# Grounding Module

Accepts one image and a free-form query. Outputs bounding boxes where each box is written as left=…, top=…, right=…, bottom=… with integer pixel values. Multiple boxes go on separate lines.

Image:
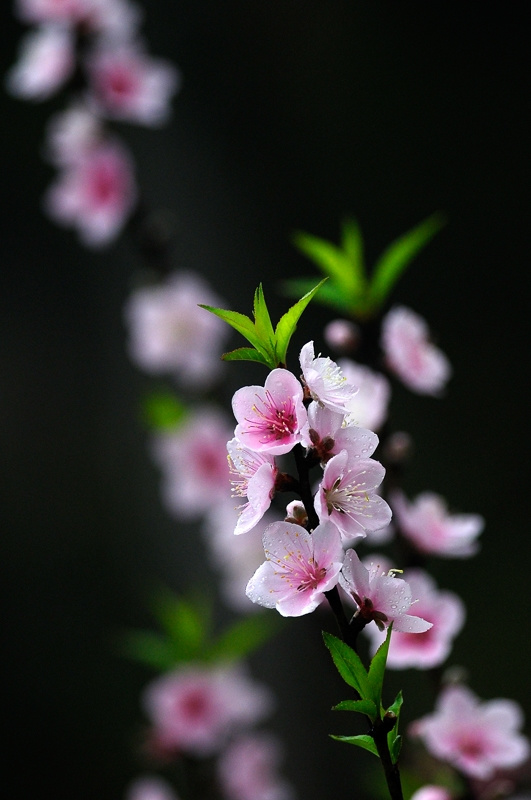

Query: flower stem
left=292, top=443, right=320, bottom=530
left=371, top=718, right=404, bottom=800
left=292, top=443, right=404, bottom=800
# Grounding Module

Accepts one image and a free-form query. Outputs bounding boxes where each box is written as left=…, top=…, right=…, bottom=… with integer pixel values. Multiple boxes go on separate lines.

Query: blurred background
left=1, top=3, right=530, bottom=799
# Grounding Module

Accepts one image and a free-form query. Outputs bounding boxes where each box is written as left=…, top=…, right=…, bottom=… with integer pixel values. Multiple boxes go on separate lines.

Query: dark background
left=1, top=3, right=530, bottom=799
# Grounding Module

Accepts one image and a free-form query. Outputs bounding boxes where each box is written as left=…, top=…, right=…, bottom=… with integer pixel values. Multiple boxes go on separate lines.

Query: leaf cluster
left=199, top=280, right=327, bottom=369
left=323, top=628, right=403, bottom=764
left=142, top=390, right=188, bottom=431
left=118, top=588, right=282, bottom=672
left=283, top=213, right=445, bottom=320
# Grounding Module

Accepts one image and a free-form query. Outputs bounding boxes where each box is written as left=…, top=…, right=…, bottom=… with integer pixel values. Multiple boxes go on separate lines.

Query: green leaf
left=322, top=631, right=370, bottom=699
left=367, top=624, right=393, bottom=707
left=274, top=278, right=327, bottom=366
left=330, top=733, right=379, bottom=757
left=386, top=689, right=403, bottom=718
left=280, top=278, right=353, bottom=313
left=292, top=231, right=358, bottom=294
left=389, top=733, right=402, bottom=764
left=143, top=391, right=188, bottom=430
left=198, top=304, right=271, bottom=359
left=386, top=690, right=404, bottom=765
left=341, top=217, right=367, bottom=290
left=206, top=614, right=282, bottom=663
left=367, top=212, right=446, bottom=308
left=332, top=699, right=378, bottom=719
left=221, top=347, right=272, bottom=367
left=151, top=593, right=208, bottom=661
left=117, top=630, right=182, bottom=671
left=253, top=284, right=275, bottom=349
left=201, top=281, right=325, bottom=369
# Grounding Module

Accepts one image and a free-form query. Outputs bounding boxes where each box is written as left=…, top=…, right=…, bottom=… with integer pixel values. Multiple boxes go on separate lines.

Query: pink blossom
left=85, top=41, right=180, bottom=126
left=246, top=520, right=344, bottom=616
left=390, top=489, right=484, bottom=558
left=125, top=776, right=181, bottom=800
left=232, top=369, right=309, bottom=456
left=307, top=402, right=379, bottom=464
left=299, top=340, right=358, bottom=412
left=381, top=306, right=451, bottom=395
left=15, top=0, right=84, bottom=23
left=142, top=664, right=273, bottom=757
left=337, top=358, right=391, bottom=431
left=150, top=407, right=232, bottom=520
left=323, top=318, right=360, bottom=353
left=339, top=550, right=432, bottom=633
left=43, top=137, right=137, bottom=246
left=44, top=103, right=102, bottom=166
left=314, top=449, right=392, bottom=541
left=5, top=24, right=75, bottom=101
left=365, top=568, right=465, bottom=668
left=81, top=0, right=142, bottom=37
left=410, top=684, right=530, bottom=780
left=217, top=732, right=295, bottom=800
left=15, top=0, right=141, bottom=34
left=410, top=787, right=453, bottom=800
left=227, top=437, right=278, bottom=535
left=124, top=271, right=229, bottom=388
left=202, top=500, right=276, bottom=612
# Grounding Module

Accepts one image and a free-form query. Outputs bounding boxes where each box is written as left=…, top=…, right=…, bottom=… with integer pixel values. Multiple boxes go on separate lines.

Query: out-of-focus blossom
left=15, top=0, right=84, bottom=24
left=232, top=370, right=309, bottom=456
left=82, top=0, right=142, bottom=38
left=339, top=550, right=432, bottom=633
left=361, top=520, right=395, bottom=547
left=44, top=102, right=102, bottom=165
left=410, top=684, right=530, bottom=780
left=217, top=732, right=295, bottom=800
left=307, top=402, right=379, bottom=465
left=410, top=787, right=453, bottom=800
left=85, top=41, right=180, bottom=126
left=5, top=24, right=75, bottom=101
left=365, top=568, right=465, bottom=668
left=123, top=271, right=229, bottom=388
left=314, top=449, right=391, bottom=541
left=150, top=407, right=232, bottom=520
left=381, top=306, right=451, bottom=395
left=202, top=500, right=275, bottom=613
left=125, top=776, right=181, bottom=800
left=15, top=0, right=141, bottom=33
left=142, top=664, right=273, bottom=757
left=338, top=358, right=391, bottom=431
left=246, top=520, right=344, bottom=617
left=382, top=430, right=413, bottom=466
left=43, top=136, right=137, bottom=246
left=299, top=341, right=357, bottom=413
left=227, top=437, right=278, bottom=535
left=390, top=490, right=484, bottom=558
left=323, top=318, right=360, bottom=353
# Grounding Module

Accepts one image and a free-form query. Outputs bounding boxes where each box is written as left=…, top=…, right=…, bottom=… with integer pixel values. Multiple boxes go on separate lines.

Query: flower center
left=297, top=564, right=327, bottom=592
left=178, top=689, right=210, bottom=720
left=249, top=391, right=297, bottom=443
left=325, top=475, right=368, bottom=514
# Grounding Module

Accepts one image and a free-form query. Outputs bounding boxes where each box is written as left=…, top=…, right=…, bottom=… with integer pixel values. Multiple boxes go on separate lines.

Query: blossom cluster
left=9, top=0, right=529, bottom=794
left=122, top=260, right=530, bottom=797
left=5, top=0, right=180, bottom=246
left=133, top=662, right=294, bottom=800
left=227, top=341, right=434, bottom=634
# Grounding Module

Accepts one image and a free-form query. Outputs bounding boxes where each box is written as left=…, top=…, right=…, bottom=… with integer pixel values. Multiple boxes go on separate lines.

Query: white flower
left=299, top=341, right=357, bottom=412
